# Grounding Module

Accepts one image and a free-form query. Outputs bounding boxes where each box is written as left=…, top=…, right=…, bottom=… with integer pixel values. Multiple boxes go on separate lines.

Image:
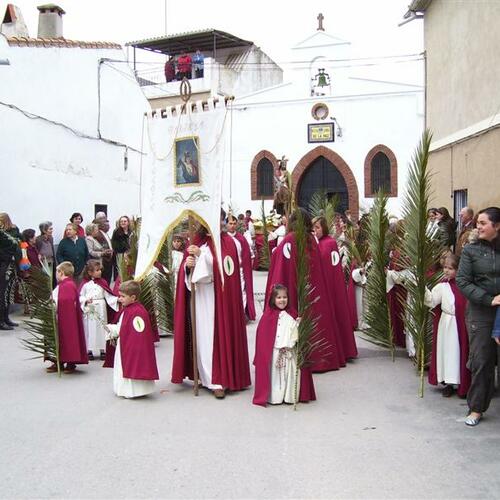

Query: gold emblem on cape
left=223, top=255, right=235, bottom=276
left=133, top=316, right=145, bottom=333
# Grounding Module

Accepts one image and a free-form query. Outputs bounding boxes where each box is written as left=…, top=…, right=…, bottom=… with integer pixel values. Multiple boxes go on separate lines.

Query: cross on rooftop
left=317, top=13, right=325, bottom=31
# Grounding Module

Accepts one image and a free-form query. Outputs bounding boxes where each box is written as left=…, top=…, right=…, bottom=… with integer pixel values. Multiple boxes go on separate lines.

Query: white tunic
left=269, top=311, right=300, bottom=404
left=228, top=232, right=247, bottom=310
left=185, top=243, right=222, bottom=390
left=424, top=283, right=461, bottom=385
left=79, top=280, right=119, bottom=353
left=352, top=268, right=368, bottom=330
left=269, top=225, right=286, bottom=250
left=107, top=316, right=156, bottom=398
left=171, top=250, right=184, bottom=295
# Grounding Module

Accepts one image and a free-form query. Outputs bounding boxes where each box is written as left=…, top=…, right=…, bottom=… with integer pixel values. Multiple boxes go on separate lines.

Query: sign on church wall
left=308, top=123, right=335, bottom=143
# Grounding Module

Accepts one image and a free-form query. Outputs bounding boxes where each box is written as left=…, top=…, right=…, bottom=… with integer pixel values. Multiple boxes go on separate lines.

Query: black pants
left=0, top=260, right=15, bottom=321
left=466, top=304, right=498, bottom=413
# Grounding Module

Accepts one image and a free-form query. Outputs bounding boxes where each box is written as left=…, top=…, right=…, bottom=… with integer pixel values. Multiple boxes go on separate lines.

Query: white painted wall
left=0, top=43, right=150, bottom=241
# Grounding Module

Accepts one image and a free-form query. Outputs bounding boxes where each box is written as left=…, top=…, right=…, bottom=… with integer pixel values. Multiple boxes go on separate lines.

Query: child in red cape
left=253, top=284, right=316, bottom=406
left=105, top=280, right=159, bottom=398
left=425, top=254, right=470, bottom=397
left=47, top=261, right=88, bottom=374
left=79, top=259, right=119, bottom=361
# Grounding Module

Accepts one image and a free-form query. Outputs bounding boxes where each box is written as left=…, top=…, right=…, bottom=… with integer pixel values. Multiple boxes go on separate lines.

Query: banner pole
left=188, top=215, right=200, bottom=396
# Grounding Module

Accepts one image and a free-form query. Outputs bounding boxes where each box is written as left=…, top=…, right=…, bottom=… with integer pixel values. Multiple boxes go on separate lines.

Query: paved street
left=1, top=271, right=499, bottom=499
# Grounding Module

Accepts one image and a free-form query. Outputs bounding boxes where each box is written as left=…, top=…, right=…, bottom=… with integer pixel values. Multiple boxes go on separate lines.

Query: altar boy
left=106, top=280, right=159, bottom=398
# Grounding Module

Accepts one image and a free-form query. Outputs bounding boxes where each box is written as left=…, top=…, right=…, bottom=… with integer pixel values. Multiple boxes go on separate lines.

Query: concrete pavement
left=1, top=270, right=499, bottom=499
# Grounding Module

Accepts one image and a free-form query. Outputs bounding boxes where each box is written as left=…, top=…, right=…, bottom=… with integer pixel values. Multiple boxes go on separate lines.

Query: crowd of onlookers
left=164, top=49, right=205, bottom=83
left=0, top=211, right=134, bottom=330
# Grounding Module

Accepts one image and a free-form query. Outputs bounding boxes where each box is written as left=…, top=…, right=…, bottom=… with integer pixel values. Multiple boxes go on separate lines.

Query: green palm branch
left=398, top=130, right=444, bottom=397
left=259, top=200, right=270, bottom=270
left=361, top=190, right=394, bottom=358
left=308, top=190, right=339, bottom=232
left=20, top=261, right=60, bottom=376
left=293, top=208, right=326, bottom=409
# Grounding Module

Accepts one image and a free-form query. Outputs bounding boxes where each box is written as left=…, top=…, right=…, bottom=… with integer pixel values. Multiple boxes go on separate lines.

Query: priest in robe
left=172, top=216, right=251, bottom=398
left=312, top=216, right=357, bottom=360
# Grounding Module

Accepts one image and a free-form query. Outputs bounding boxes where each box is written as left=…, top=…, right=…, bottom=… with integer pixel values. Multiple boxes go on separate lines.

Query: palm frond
left=398, top=129, right=444, bottom=396
left=361, top=190, right=394, bottom=357
left=20, top=263, right=60, bottom=375
left=259, top=200, right=270, bottom=270
left=139, top=267, right=174, bottom=334
left=308, top=190, right=339, bottom=232
left=293, top=209, right=324, bottom=408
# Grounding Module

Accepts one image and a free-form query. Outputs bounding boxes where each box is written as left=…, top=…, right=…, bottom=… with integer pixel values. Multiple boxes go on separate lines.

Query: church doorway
left=292, top=146, right=359, bottom=219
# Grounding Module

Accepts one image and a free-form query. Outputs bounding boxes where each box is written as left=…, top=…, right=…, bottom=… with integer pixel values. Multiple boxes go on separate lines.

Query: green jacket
left=457, top=237, right=500, bottom=307
left=56, top=237, right=89, bottom=275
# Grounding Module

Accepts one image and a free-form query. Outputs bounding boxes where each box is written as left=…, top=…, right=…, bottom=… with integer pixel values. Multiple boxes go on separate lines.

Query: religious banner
left=135, top=98, right=228, bottom=279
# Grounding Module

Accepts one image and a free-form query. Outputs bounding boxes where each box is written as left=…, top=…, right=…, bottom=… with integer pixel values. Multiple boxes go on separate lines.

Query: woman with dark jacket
left=436, top=206, right=457, bottom=248
left=456, top=206, right=500, bottom=426
left=111, top=216, right=132, bottom=255
left=0, top=213, right=21, bottom=330
left=35, top=221, right=56, bottom=287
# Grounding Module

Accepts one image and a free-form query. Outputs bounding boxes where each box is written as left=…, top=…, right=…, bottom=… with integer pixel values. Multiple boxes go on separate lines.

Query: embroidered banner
left=135, top=98, right=228, bottom=279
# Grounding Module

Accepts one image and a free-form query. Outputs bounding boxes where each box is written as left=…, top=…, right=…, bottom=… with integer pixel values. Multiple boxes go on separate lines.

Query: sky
left=1, top=0, right=424, bottom=83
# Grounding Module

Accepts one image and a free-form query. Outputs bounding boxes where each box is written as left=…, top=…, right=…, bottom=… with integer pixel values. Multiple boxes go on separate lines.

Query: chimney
left=1, top=4, right=30, bottom=37
left=37, top=3, right=65, bottom=39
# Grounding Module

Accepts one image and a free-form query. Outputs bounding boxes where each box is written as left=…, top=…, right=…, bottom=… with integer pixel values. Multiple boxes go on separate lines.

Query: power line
left=0, top=100, right=145, bottom=154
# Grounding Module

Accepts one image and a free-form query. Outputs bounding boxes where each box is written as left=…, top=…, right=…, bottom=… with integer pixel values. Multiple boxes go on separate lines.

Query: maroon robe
left=27, top=245, right=41, bottom=268
left=230, top=231, right=256, bottom=320
left=253, top=307, right=316, bottom=406
left=56, top=278, right=88, bottom=365
left=171, top=233, right=251, bottom=391
left=118, top=301, right=159, bottom=380
left=265, top=232, right=345, bottom=372
left=428, top=279, right=471, bottom=397
left=253, top=234, right=264, bottom=270
left=317, top=235, right=357, bottom=359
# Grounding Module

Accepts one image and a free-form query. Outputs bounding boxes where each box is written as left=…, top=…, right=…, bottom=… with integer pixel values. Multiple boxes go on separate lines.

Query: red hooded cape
left=265, top=233, right=345, bottom=372
left=387, top=250, right=407, bottom=348
left=428, top=279, right=471, bottom=397
left=118, top=301, right=159, bottom=380
left=56, top=278, right=88, bottom=365
left=171, top=233, right=251, bottom=391
left=317, top=235, right=357, bottom=359
left=230, top=231, right=256, bottom=320
left=253, top=307, right=316, bottom=406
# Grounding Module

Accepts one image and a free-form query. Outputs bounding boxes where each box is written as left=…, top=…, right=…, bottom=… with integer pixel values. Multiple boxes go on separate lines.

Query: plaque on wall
left=308, top=123, right=334, bottom=143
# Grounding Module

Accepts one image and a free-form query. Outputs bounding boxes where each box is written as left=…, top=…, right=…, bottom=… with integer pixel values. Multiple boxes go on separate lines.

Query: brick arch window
left=251, top=150, right=278, bottom=200
left=364, top=145, right=398, bottom=198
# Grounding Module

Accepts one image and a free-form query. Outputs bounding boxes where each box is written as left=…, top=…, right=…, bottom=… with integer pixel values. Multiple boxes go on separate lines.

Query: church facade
left=227, top=25, right=424, bottom=218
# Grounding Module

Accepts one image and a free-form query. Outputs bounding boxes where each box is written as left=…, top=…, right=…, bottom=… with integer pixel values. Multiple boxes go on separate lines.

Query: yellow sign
left=308, top=123, right=334, bottom=143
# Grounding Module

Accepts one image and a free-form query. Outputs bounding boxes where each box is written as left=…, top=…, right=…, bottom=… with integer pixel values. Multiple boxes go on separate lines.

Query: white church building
left=133, top=17, right=424, bottom=220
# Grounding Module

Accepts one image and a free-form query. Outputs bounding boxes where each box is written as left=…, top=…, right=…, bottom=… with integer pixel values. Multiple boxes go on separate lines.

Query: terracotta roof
left=7, top=36, right=121, bottom=49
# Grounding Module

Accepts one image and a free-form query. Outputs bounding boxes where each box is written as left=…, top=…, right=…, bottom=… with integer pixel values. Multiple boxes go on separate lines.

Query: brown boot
left=46, top=363, right=58, bottom=373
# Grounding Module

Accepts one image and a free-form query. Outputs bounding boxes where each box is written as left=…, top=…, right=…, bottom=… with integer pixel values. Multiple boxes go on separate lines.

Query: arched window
left=251, top=151, right=278, bottom=200
left=364, top=145, right=398, bottom=198
left=256, top=158, right=274, bottom=197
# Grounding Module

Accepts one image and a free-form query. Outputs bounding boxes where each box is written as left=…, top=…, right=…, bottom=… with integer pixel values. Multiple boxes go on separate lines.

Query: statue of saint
left=273, top=156, right=292, bottom=216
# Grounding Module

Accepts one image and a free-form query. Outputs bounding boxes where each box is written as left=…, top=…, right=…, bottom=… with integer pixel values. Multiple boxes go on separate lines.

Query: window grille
left=371, top=152, right=391, bottom=193
left=257, top=158, right=274, bottom=197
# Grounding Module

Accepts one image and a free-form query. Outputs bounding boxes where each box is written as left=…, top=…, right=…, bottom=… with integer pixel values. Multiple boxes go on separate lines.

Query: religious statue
left=273, top=156, right=293, bottom=216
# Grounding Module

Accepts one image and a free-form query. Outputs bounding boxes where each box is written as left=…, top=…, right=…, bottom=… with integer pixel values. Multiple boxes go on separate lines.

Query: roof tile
left=7, top=36, right=121, bottom=49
